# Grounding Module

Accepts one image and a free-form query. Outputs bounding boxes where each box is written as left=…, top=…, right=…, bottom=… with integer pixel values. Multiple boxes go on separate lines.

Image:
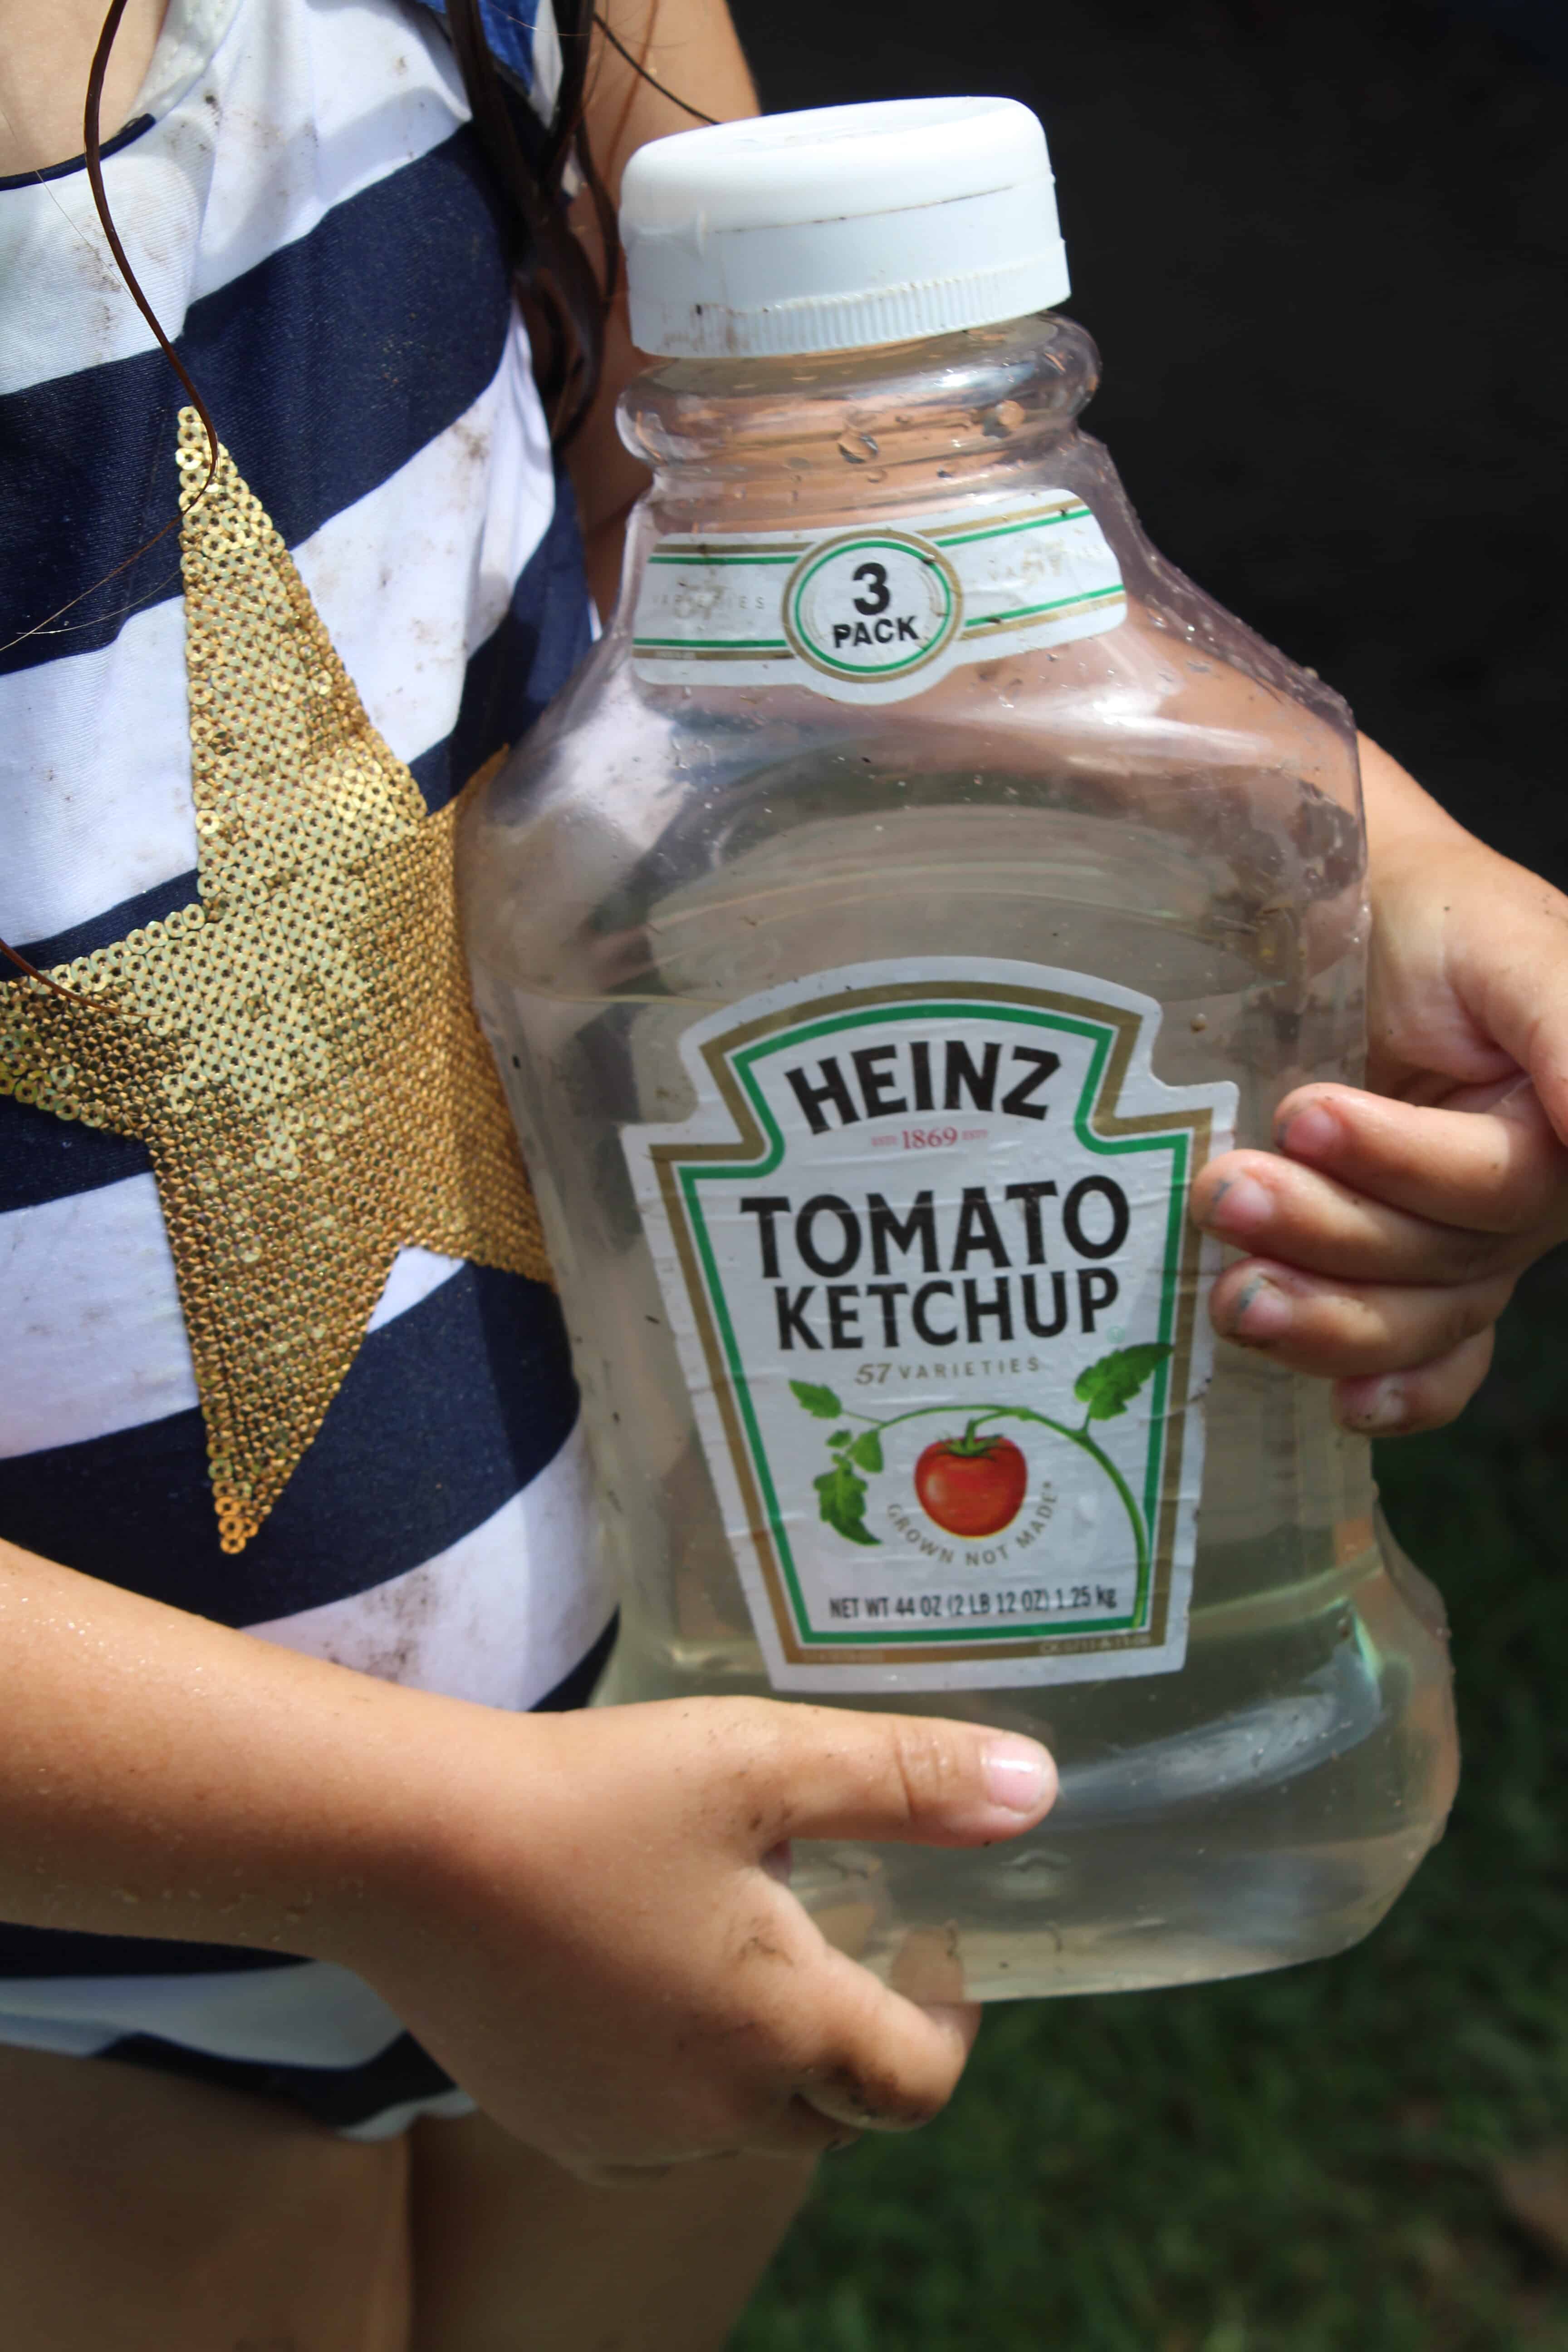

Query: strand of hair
left=85, top=0, right=219, bottom=488
left=0, top=936, right=86, bottom=1003
left=446, top=0, right=609, bottom=444
left=0, top=0, right=206, bottom=1002
left=0, top=0, right=219, bottom=661
left=591, top=11, right=718, bottom=122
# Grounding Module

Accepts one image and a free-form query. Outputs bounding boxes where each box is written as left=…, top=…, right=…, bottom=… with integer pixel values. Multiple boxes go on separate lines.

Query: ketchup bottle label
left=632, top=491, right=1125, bottom=707
left=623, top=956, right=1236, bottom=1692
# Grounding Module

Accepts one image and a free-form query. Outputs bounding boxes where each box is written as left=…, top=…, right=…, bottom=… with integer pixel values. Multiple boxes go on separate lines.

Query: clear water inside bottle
left=469, top=748, right=1459, bottom=1999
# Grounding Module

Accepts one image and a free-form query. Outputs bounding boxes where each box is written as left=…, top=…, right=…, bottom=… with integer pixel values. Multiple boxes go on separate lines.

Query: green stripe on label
left=932, top=505, right=1092, bottom=547
left=961, top=583, right=1126, bottom=633
left=633, top=637, right=793, bottom=652
left=647, top=551, right=804, bottom=566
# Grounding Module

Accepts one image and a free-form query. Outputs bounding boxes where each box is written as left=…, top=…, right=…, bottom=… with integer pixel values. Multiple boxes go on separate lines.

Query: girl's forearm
left=0, top=1534, right=472, bottom=1968
left=1359, top=731, right=1475, bottom=866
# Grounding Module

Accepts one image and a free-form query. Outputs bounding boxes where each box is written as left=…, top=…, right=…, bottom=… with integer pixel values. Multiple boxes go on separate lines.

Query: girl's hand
left=1192, top=737, right=1568, bottom=1434
left=335, top=1695, right=1055, bottom=2180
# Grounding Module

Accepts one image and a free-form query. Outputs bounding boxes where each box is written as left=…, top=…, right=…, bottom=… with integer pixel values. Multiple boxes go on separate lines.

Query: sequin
left=0, top=412, right=550, bottom=1551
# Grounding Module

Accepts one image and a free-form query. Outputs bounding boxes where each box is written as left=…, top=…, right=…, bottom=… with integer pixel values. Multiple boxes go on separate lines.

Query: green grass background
left=738, top=1251, right=1568, bottom=2351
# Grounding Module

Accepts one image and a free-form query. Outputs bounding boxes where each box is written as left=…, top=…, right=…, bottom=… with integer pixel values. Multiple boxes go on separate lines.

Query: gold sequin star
left=0, top=411, right=550, bottom=1551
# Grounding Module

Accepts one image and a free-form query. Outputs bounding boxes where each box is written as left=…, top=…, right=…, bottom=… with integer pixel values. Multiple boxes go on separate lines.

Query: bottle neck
left=616, top=312, right=1102, bottom=535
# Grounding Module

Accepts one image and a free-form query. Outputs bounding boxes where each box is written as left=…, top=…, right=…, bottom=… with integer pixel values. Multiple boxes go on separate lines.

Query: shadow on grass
left=738, top=1250, right=1568, bottom=2352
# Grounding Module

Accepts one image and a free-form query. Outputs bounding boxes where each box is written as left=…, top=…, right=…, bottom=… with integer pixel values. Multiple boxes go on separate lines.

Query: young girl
left=1, top=3, right=1565, bottom=2346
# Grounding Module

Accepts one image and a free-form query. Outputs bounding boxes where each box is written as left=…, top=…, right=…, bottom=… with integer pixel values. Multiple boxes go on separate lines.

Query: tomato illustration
left=914, top=1430, right=1029, bottom=1538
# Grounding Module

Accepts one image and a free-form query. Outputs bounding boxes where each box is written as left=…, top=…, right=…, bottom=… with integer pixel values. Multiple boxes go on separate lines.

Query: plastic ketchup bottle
left=460, top=97, right=1459, bottom=2000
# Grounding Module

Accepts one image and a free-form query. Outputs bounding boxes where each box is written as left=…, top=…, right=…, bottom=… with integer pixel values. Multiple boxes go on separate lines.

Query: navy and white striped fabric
left=0, top=0, right=612, bottom=2136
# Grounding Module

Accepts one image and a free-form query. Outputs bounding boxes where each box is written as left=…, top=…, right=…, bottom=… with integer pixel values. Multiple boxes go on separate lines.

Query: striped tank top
left=0, top=0, right=610, bottom=2136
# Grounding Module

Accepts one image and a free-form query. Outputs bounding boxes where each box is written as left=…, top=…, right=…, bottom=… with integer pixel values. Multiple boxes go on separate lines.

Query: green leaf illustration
left=814, top=1457, right=879, bottom=1546
left=849, top=1428, right=884, bottom=1473
left=791, top=1380, right=843, bottom=1420
left=1074, top=1343, right=1173, bottom=1423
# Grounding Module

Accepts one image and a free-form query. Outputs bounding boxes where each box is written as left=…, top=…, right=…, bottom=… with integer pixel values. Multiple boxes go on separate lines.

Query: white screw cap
left=622, top=96, right=1069, bottom=359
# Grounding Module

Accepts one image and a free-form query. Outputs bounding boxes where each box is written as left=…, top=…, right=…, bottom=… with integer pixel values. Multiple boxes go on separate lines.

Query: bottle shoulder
left=496, top=412, right=1355, bottom=815
left=473, top=577, right=1357, bottom=839
left=459, top=412, right=1364, bottom=991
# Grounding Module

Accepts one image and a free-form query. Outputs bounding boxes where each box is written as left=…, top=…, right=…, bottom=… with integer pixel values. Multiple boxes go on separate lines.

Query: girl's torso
left=0, top=0, right=609, bottom=2096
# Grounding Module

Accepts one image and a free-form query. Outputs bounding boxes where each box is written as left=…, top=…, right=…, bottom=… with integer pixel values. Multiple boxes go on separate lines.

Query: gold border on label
left=648, top=980, right=1213, bottom=1671
left=647, top=539, right=813, bottom=560
left=634, top=645, right=795, bottom=663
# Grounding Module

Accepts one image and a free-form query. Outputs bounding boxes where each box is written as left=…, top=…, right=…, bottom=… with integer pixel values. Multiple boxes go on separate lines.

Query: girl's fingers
left=1191, top=1148, right=1524, bottom=1285
left=747, top=1988, right=978, bottom=2157
left=1269, top=1081, right=1568, bottom=1237
left=741, top=1700, right=1055, bottom=1853
left=1193, top=1082, right=1565, bottom=1394
left=1333, top=1328, right=1496, bottom=1437
left=792, top=1964, right=980, bottom=2136
left=1208, top=1255, right=1516, bottom=1380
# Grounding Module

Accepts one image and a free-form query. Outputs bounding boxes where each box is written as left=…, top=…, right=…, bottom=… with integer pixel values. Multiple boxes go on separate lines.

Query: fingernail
left=1337, top=1377, right=1407, bottom=1432
left=1279, top=1104, right=1339, bottom=1160
left=1201, top=1173, right=1272, bottom=1235
left=981, top=1737, right=1053, bottom=1814
left=1224, top=1273, right=1292, bottom=1342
